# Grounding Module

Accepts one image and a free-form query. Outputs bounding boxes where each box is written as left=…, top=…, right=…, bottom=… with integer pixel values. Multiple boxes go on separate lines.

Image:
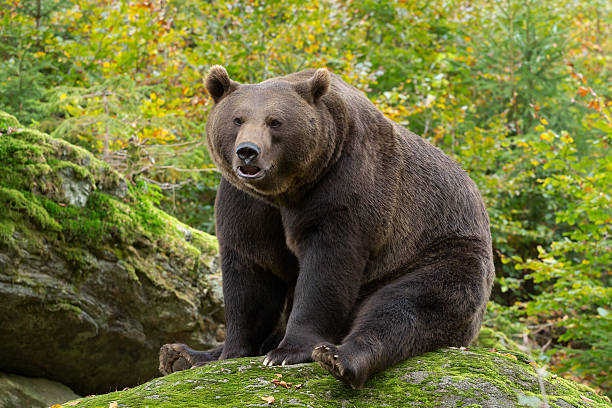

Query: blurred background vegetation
left=0, top=0, right=610, bottom=396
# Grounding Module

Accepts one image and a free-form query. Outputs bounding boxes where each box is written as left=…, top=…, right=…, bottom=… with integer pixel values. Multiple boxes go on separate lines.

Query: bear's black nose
left=235, top=142, right=260, bottom=164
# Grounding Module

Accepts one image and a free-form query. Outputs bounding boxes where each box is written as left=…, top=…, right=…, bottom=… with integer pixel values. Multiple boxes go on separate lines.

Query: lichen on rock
left=65, top=348, right=611, bottom=408
left=0, top=111, right=224, bottom=395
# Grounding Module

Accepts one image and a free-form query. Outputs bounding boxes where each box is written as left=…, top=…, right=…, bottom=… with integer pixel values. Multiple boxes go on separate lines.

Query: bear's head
left=204, top=66, right=342, bottom=198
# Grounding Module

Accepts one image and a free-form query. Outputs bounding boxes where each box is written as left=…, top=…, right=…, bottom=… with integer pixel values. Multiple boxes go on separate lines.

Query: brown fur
left=159, top=66, right=494, bottom=389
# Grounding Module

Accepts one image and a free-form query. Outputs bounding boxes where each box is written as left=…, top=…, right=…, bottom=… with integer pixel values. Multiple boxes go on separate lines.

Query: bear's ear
left=205, top=65, right=240, bottom=103
left=295, top=68, right=331, bottom=104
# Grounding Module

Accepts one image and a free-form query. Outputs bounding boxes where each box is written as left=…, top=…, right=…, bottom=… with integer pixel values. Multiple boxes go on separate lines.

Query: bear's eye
left=233, top=117, right=243, bottom=126
left=269, top=119, right=282, bottom=129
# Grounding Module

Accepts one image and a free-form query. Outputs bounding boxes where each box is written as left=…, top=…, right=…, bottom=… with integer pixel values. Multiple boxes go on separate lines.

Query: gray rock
left=0, top=372, right=80, bottom=408
left=58, top=166, right=92, bottom=207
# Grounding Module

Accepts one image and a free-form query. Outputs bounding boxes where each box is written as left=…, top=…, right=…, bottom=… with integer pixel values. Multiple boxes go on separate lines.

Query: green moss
left=0, top=219, right=16, bottom=247
left=0, top=111, right=21, bottom=129
left=64, top=348, right=611, bottom=408
left=191, top=227, right=220, bottom=255
left=474, top=327, right=522, bottom=352
left=0, top=187, right=61, bottom=231
left=46, top=301, right=84, bottom=319
left=50, top=159, right=95, bottom=184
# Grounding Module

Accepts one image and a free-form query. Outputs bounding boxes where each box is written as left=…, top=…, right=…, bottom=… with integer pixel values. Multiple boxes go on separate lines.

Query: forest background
left=0, top=0, right=610, bottom=397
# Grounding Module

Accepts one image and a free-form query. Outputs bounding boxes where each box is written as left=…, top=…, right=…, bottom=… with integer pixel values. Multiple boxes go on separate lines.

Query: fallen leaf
left=275, top=374, right=282, bottom=378
left=581, top=395, right=595, bottom=403
left=279, top=380, right=291, bottom=389
left=50, top=405, right=63, bottom=408
left=109, top=402, right=118, bottom=408
left=65, top=401, right=81, bottom=406
left=295, top=383, right=304, bottom=389
left=261, top=395, right=275, bottom=404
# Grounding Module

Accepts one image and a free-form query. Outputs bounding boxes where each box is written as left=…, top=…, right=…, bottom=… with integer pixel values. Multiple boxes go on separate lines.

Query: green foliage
left=513, top=126, right=611, bottom=391
left=1, top=0, right=610, bottom=396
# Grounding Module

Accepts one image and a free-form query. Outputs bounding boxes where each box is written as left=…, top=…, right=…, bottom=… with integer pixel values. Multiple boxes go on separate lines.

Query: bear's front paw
left=263, top=345, right=314, bottom=367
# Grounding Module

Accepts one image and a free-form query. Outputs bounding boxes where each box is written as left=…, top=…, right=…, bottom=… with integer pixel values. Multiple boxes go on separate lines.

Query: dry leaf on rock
left=581, top=395, right=595, bottom=403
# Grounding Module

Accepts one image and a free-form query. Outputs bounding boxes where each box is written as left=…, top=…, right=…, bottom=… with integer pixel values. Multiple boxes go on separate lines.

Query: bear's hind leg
left=159, top=344, right=223, bottom=375
left=313, top=254, right=491, bottom=389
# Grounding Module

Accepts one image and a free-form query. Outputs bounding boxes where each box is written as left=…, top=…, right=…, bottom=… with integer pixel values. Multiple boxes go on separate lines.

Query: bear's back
left=267, top=70, right=491, bottom=277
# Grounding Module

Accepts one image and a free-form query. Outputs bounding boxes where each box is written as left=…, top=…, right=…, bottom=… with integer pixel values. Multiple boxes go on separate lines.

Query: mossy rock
left=0, top=111, right=224, bottom=395
left=62, top=348, right=610, bottom=408
left=0, top=111, right=21, bottom=129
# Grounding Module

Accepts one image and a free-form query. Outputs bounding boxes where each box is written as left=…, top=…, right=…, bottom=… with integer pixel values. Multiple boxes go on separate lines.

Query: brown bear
left=159, top=66, right=494, bottom=389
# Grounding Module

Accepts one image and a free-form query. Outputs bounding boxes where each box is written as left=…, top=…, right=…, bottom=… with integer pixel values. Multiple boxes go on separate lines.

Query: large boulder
left=0, top=112, right=224, bottom=395
left=62, top=348, right=611, bottom=408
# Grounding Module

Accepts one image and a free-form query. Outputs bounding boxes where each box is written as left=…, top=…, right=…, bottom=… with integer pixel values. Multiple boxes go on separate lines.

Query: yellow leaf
left=531, top=160, right=539, bottom=166
left=150, top=92, right=157, bottom=100
left=109, top=402, right=118, bottom=408
left=59, top=93, right=67, bottom=100
left=539, top=132, right=553, bottom=142
left=540, top=118, right=548, bottom=125
left=261, top=395, right=275, bottom=404
left=102, top=61, right=110, bottom=68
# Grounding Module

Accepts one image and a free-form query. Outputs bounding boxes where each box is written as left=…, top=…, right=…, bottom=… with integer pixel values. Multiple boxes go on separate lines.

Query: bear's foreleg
left=264, top=225, right=367, bottom=366
left=219, top=246, right=289, bottom=360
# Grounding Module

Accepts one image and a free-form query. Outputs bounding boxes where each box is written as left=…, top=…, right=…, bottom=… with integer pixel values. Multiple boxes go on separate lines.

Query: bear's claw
left=263, top=345, right=313, bottom=367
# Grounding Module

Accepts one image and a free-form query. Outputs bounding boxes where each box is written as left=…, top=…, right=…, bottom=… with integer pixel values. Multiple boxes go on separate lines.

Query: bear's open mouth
left=237, top=165, right=263, bottom=179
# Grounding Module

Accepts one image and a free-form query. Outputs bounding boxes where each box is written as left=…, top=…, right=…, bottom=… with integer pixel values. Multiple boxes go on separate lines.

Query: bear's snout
left=235, top=142, right=265, bottom=179
left=235, top=142, right=260, bottom=164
